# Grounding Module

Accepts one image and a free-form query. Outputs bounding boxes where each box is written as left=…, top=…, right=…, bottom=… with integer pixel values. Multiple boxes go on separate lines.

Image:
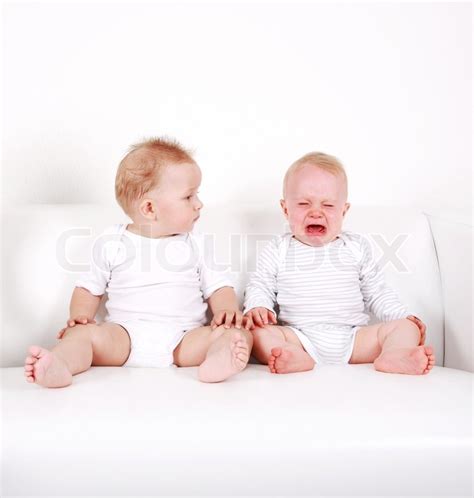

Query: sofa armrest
left=426, top=211, right=473, bottom=372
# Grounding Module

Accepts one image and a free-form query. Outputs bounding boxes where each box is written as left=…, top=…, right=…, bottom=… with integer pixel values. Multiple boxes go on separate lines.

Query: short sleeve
left=191, top=233, right=235, bottom=300
left=75, top=224, right=126, bottom=296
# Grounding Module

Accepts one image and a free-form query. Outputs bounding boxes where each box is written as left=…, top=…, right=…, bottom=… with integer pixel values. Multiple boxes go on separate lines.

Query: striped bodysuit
left=243, top=231, right=407, bottom=365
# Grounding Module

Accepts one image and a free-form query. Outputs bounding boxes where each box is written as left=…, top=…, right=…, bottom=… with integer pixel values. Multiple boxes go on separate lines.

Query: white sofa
left=1, top=203, right=472, bottom=497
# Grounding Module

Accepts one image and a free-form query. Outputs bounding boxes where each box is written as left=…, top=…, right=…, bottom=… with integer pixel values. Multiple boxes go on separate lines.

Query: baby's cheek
left=330, top=213, right=345, bottom=228
left=293, top=216, right=305, bottom=230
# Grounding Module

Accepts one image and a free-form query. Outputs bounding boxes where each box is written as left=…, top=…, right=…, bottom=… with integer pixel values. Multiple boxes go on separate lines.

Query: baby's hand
left=245, top=307, right=277, bottom=328
left=57, top=316, right=96, bottom=339
left=211, top=310, right=247, bottom=330
left=407, top=315, right=426, bottom=345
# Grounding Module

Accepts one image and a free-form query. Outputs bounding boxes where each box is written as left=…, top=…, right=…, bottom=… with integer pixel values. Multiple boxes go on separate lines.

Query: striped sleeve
left=358, top=236, right=408, bottom=322
left=243, top=237, right=280, bottom=315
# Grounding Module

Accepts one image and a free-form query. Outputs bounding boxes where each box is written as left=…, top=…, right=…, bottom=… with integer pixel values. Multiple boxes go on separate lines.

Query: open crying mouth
left=305, top=224, right=327, bottom=235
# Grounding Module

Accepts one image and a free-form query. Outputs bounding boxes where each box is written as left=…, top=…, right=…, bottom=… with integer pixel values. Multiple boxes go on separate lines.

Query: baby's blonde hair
left=283, top=152, right=348, bottom=198
left=115, top=137, right=195, bottom=215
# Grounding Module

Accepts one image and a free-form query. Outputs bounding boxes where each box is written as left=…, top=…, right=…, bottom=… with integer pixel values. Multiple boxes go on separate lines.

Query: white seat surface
left=2, top=364, right=472, bottom=496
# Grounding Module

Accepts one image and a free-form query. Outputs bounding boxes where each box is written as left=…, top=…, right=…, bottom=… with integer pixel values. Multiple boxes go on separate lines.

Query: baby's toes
left=268, top=356, right=276, bottom=373
left=426, top=355, right=436, bottom=368
left=24, top=355, right=37, bottom=365
left=28, top=345, right=42, bottom=358
left=235, top=341, right=248, bottom=353
left=235, top=346, right=249, bottom=365
left=424, top=345, right=434, bottom=356
left=24, top=368, right=35, bottom=382
left=423, top=358, right=435, bottom=374
left=234, top=338, right=247, bottom=349
left=236, top=350, right=247, bottom=360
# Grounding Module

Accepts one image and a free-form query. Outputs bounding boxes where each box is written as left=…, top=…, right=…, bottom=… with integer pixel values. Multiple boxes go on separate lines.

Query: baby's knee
left=379, top=318, right=420, bottom=342
left=249, top=325, right=266, bottom=340
left=249, top=325, right=279, bottom=347
left=238, top=327, right=253, bottom=347
left=251, top=324, right=279, bottom=338
left=62, top=323, right=97, bottom=341
left=211, top=324, right=253, bottom=346
left=402, top=318, right=421, bottom=339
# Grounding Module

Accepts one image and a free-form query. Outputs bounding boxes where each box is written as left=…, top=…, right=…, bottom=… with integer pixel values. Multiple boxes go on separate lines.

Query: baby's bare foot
left=24, top=346, right=73, bottom=388
left=198, top=331, right=250, bottom=383
left=268, top=345, right=315, bottom=374
left=374, top=345, right=436, bottom=375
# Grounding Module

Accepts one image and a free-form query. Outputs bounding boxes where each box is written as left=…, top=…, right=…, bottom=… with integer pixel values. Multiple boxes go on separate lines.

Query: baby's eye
left=298, top=202, right=309, bottom=206
left=185, top=190, right=200, bottom=201
left=323, top=204, right=334, bottom=208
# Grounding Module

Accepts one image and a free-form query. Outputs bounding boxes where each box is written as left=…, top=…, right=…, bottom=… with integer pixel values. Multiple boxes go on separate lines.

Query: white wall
left=3, top=1, right=472, bottom=214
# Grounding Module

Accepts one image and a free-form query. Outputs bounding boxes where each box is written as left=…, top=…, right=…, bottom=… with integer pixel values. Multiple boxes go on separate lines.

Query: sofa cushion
left=2, top=363, right=471, bottom=496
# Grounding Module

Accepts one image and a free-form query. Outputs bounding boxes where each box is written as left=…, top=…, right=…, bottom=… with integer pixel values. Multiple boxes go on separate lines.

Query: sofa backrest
left=426, top=213, right=473, bottom=372
left=1, top=203, right=444, bottom=367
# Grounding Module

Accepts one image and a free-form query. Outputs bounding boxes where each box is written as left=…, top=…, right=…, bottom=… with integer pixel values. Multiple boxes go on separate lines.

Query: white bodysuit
left=243, top=231, right=408, bottom=365
left=76, top=224, right=234, bottom=367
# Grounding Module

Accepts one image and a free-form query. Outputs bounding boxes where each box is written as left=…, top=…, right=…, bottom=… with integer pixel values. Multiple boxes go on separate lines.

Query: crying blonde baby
left=244, top=152, right=435, bottom=375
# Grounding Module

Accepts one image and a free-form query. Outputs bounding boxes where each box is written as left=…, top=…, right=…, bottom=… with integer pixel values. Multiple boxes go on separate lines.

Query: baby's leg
left=24, top=323, right=131, bottom=388
left=251, top=325, right=315, bottom=374
left=173, top=325, right=252, bottom=383
left=349, top=319, right=435, bottom=375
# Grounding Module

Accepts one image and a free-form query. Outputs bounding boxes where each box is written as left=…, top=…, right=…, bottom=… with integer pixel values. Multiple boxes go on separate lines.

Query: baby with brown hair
left=24, top=137, right=253, bottom=387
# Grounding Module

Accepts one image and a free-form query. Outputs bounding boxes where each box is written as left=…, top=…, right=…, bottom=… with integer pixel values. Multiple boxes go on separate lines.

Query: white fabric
left=117, top=320, right=191, bottom=368
left=2, top=364, right=472, bottom=496
left=244, top=231, right=408, bottom=326
left=426, top=213, right=473, bottom=372
left=76, top=224, right=234, bottom=330
left=288, top=324, right=361, bottom=365
left=244, top=231, right=408, bottom=363
left=73, top=224, right=234, bottom=367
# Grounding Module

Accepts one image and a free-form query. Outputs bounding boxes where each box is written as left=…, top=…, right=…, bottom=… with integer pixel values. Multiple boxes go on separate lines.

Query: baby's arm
left=359, top=237, right=426, bottom=343
left=208, top=286, right=252, bottom=330
left=195, top=232, right=251, bottom=330
left=58, top=225, right=116, bottom=338
left=243, top=238, right=279, bottom=327
left=57, top=288, right=103, bottom=338
left=69, top=287, right=102, bottom=324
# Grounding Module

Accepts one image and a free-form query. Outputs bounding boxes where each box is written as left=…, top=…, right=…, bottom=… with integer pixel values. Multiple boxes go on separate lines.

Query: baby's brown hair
left=115, top=137, right=194, bottom=215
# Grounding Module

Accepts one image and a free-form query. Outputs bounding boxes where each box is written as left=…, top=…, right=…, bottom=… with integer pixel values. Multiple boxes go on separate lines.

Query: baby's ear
left=140, top=198, right=157, bottom=220
left=342, top=202, right=351, bottom=216
left=280, top=199, right=288, bottom=218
